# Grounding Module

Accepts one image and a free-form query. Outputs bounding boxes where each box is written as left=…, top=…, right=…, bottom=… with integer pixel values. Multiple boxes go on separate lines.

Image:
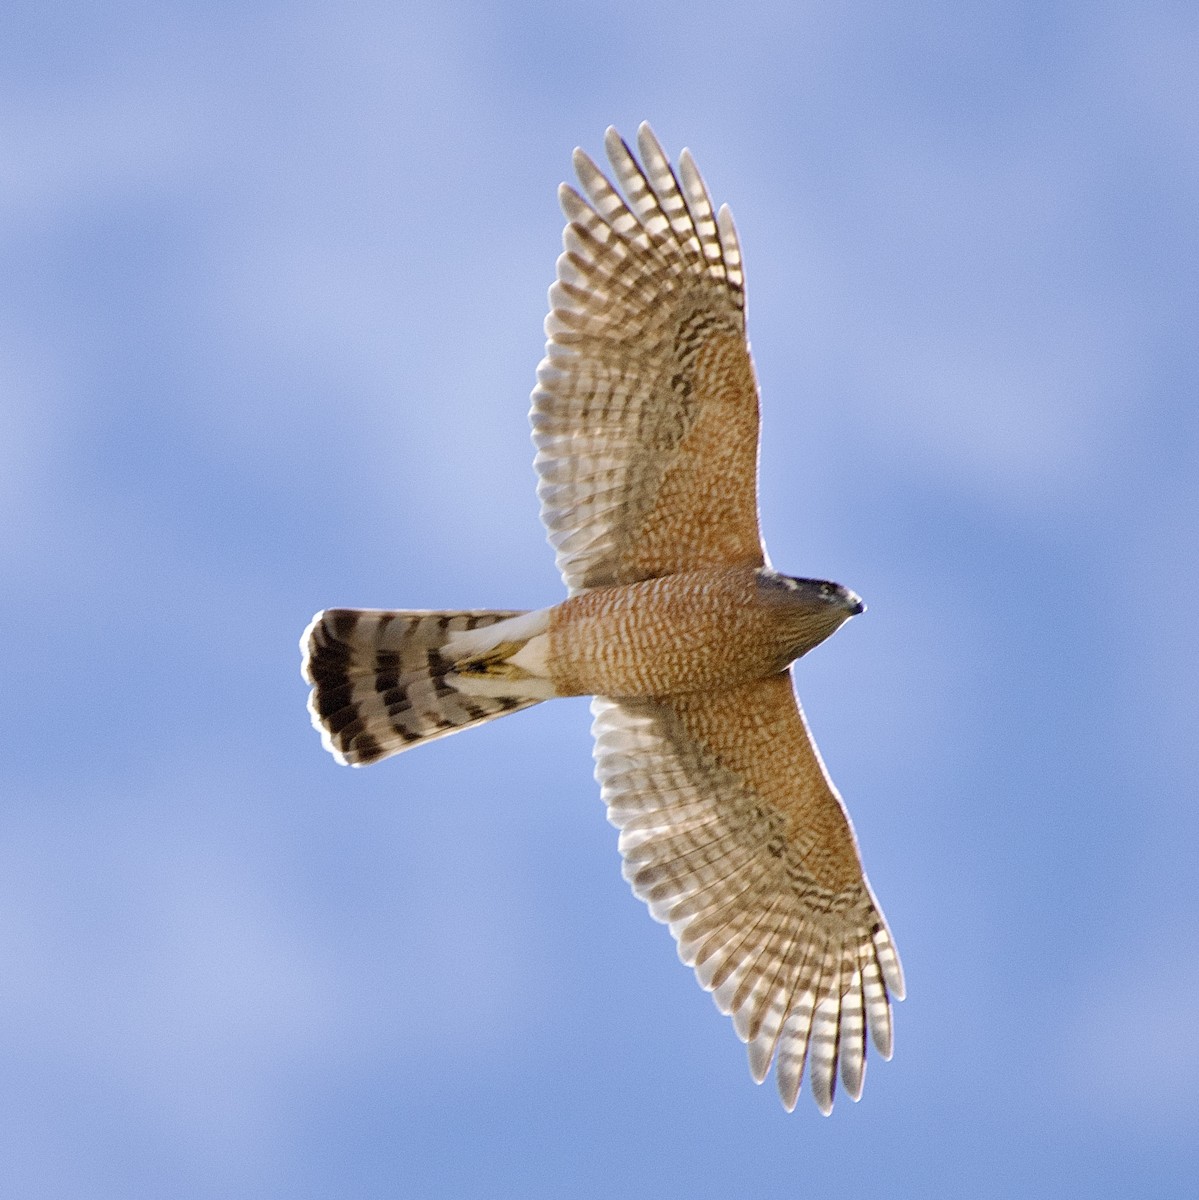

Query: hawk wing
left=531, top=123, right=765, bottom=594
left=591, top=674, right=904, bottom=1114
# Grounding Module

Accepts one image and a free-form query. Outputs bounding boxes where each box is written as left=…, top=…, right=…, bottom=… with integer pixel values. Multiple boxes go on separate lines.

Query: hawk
left=301, top=124, right=904, bottom=1114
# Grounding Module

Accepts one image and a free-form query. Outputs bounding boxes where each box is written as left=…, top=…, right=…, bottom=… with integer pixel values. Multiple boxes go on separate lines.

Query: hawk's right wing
left=531, top=124, right=765, bottom=594
left=591, top=674, right=904, bottom=1114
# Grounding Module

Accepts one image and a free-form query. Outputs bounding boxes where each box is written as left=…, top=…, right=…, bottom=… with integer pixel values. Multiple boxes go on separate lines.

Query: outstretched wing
left=531, top=123, right=765, bottom=594
left=591, top=674, right=904, bottom=1114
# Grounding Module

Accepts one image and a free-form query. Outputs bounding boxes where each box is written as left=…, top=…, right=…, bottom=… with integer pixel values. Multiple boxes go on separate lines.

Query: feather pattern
left=302, top=608, right=546, bottom=765
left=591, top=675, right=904, bottom=1114
left=532, top=122, right=762, bottom=594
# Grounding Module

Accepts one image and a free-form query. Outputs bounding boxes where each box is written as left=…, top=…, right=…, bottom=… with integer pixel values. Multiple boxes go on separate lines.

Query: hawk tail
left=301, top=607, right=554, bottom=766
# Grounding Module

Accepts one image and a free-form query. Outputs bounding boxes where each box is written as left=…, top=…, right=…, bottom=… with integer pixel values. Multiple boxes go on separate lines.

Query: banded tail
left=301, top=607, right=555, bottom=766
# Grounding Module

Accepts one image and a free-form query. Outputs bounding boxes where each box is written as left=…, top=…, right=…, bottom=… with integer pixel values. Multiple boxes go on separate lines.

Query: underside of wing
left=590, top=675, right=904, bottom=1114
left=531, top=123, right=765, bottom=594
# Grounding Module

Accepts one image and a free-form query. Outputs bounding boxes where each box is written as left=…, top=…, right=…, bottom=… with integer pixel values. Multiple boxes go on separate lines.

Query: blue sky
left=3, top=2, right=1197, bottom=1196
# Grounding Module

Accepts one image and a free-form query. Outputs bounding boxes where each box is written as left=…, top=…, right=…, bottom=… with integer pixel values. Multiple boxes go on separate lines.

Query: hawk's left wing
left=591, top=674, right=904, bottom=1114
left=531, top=124, right=765, bottom=594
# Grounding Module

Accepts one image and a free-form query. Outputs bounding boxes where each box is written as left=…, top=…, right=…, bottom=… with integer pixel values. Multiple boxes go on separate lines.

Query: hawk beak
left=845, top=592, right=866, bottom=616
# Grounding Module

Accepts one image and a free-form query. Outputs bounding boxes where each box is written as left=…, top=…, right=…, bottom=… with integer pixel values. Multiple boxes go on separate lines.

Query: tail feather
left=301, top=607, right=550, bottom=766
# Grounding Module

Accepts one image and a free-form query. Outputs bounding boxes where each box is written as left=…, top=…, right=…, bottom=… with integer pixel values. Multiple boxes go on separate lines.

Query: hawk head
left=754, top=568, right=865, bottom=665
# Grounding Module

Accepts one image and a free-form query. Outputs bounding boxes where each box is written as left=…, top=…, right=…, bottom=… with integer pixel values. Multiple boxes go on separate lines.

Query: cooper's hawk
left=302, top=124, right=904, bottom=1114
